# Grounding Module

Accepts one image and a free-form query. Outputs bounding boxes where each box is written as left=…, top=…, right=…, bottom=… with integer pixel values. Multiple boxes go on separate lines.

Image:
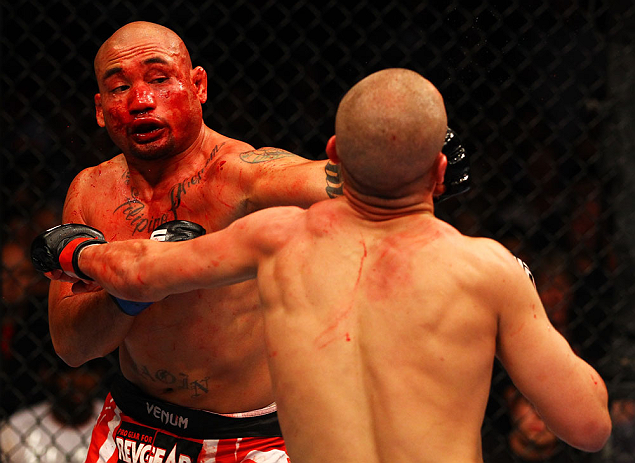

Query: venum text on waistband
left=146, top=402, right=189, bottom=429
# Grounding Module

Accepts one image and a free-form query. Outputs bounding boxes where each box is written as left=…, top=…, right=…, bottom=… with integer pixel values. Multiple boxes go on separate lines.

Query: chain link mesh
left=2, top=1, right=634, bottom=461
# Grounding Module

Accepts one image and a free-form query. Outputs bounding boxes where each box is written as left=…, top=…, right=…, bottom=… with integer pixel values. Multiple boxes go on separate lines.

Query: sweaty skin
left=48, top=21, right=340, bottom=413
left=75, top=69, right=611, bottom=462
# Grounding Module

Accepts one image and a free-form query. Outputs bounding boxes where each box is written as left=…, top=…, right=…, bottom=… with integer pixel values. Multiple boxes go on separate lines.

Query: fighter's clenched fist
left=31, top=223, right=106, bottom=280
left=436, top=127, right=470, bottom=202
left=31, top=220, right=206, bottom=315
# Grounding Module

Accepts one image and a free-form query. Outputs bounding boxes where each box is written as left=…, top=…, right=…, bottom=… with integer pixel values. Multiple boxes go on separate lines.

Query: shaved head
left=335, top=68, right=447, bottom=197
left=94, top=21, right=192, bottom=79
left=92, top=21, right=207, bottom=160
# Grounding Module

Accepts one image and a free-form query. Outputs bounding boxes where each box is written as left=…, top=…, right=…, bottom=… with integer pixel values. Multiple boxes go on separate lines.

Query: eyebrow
left=144, top=57, right=169, bottom=66
left=102, top=66, right=123, bottom=81
left=101, top=57, right=171, bottom=81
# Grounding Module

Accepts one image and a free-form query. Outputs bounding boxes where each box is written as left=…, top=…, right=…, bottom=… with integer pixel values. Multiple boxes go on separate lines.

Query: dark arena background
left=1, top=1, right=634, bottom=461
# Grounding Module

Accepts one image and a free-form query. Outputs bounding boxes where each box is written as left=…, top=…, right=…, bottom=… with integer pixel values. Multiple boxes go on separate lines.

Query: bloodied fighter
left=34, top=68, right=610, bottom=463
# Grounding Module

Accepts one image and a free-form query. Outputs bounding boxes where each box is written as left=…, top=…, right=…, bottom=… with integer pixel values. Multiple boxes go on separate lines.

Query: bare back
left=78, top=192, right=610, bottom=462
left=256, top=199, right=502, bottom=462
left=74, top=65, right=609, bottom=461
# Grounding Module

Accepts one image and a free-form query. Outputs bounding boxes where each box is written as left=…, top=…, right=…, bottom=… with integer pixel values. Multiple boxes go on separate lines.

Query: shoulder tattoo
left=240, top=148, right=294, bottom=163
left=325, top=161, right=343, bottom=198
left=515, top=256, right=536, bottom=288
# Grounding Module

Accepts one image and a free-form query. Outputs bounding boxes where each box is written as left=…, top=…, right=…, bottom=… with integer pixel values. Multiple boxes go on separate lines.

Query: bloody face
left=94, top=29, right=204, bottom=161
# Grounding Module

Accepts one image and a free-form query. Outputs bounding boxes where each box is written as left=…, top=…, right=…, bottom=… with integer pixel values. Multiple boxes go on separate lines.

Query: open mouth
left=129, top=119, right=166, bottom=143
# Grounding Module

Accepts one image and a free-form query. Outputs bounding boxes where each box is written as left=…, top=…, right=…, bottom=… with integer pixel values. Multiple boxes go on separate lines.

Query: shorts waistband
left=110, top=375, right=283, bottom=439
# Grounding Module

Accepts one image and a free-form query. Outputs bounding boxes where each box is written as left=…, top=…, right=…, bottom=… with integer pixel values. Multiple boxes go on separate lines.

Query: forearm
left=301, top=159, right=343, bottom=202
left=79, top=230, right=258, bottom=301
left=559, top=362, right=610, bottom=451
left=248, top=158, right=343, bottom=211
left=535, top=355, right=611, bottom=452
left=77, top=239, right=177, bottom=302
left=48, top=281, right=134, bottom=366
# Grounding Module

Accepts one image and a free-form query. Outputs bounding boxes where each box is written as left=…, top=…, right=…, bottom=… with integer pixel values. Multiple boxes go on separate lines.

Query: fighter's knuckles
left=30, top=223, right=107, bottom=280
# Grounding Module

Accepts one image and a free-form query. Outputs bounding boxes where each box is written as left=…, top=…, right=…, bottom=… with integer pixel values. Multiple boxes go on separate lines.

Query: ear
left=94, top=93, right=105, bottom=128
left=325, top=135, right=340, bottom=164
left=432, top=152, right=448, bottom=198
left=191, top=66, right=208, bottom=104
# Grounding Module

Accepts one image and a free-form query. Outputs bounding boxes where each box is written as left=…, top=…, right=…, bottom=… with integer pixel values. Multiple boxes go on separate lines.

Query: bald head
left=335, top=68, right=447, bottom=197
left=94, top=21, right=192, bottom=79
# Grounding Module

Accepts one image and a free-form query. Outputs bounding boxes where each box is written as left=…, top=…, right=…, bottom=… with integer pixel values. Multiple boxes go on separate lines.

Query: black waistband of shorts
left=110, top=375, right=282, bottom=439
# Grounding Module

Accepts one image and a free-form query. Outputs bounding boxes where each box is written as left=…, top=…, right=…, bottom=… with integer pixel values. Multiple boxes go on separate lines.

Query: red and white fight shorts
left=85, top=376, right=289, bottom=463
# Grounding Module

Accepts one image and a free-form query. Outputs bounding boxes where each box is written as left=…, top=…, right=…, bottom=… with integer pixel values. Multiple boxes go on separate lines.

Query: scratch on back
left=315, top=240, right=367, bottom=349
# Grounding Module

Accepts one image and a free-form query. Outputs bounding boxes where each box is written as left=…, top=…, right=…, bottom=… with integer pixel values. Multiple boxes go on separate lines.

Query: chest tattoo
left=113, top=198, right=170, bottom=235
left=114, top=144, right=224, bottom=235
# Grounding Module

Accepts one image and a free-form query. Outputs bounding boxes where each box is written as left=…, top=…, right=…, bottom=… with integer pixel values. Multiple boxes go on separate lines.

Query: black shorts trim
left=110, top=375, right=282, bottom=439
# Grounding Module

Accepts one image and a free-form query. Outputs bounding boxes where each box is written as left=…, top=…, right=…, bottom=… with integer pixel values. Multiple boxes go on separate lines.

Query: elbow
left=586, top=415, right=612, bottom=452
left=580, top=383, right=612, bottom=452
left=564, top=374, right=612, bottom=452
left=566, top=414, right=612, bottom=453
left=52, top=343, right=89, bottom=368
left=50, top=333, right=98, bottom=367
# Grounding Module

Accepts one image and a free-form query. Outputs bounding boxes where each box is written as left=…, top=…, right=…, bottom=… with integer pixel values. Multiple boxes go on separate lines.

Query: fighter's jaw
left=108, top=126, right=177, bottom=160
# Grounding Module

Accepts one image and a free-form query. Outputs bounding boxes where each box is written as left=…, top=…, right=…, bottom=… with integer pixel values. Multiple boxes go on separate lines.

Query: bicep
left=167, top=216, right=271, bottom=291
left=48, top=177, right=88, bottom=307
left=188, top=229, right=259, bottom=287
left=178, top=207, right=301, bottom=291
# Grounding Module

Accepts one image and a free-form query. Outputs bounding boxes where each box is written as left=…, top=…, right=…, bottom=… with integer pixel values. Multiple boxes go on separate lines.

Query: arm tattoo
left=240, top=148, right=294, bottom=163
left=515, top=256, right=536, bottom=289
left=325, top=161, right=343, bottom=198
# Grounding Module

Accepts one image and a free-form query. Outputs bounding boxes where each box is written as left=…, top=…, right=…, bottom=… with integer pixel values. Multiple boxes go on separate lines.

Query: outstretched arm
left=238, top=126, right=468, bottom=210
left=77, top=233, right=254, bottom=302
left=77, top=207, right=303, bottom=302
left=238, top=148, right=342, bottom=211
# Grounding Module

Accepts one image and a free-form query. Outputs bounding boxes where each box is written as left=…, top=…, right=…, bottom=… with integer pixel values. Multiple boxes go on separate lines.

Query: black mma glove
left=109, top=220, right=207, bottom=316
left=29, top=223, right=143, bottom=314
left=149, top=219, right=206, bottom=242
left=435, top=127, right=470, bottom=203
left=31, top=220, right=206, bottom=316
left=31, top=224, right=107, bottom=280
